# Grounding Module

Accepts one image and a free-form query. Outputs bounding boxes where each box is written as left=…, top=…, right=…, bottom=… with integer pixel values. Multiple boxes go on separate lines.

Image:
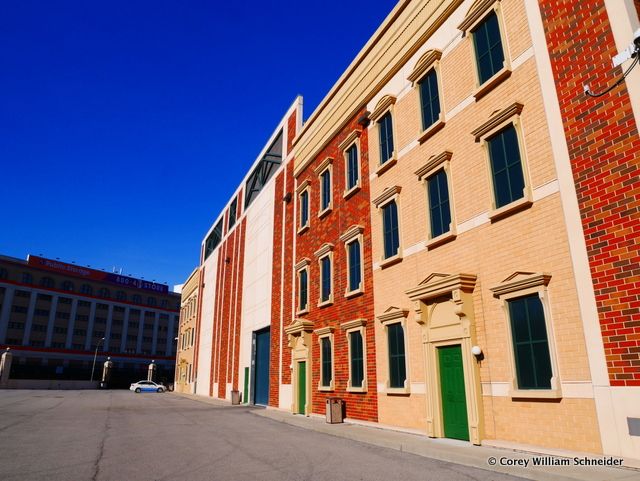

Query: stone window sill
left=418, top=119, right=445, bottom=144
left=473, top=67, right=512, bottom=101
left=375, top=156, right=397, bottom=177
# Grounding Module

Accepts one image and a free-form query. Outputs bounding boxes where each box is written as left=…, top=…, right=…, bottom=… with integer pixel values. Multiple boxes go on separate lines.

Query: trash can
left=326, top=398, right=344, bottom=423
left=231, top=390, right=240, bottom=405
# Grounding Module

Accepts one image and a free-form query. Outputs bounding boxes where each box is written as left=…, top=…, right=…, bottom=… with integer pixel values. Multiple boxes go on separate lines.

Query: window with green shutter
left=378, top=112, right=394, bottom=165
left=508, top=294, right=552, bottom=389
left=321, top=337, right=332, bottom=387
left=387, top=323, right=406, bottom=388
left=350, top=331, right=364, bottom=388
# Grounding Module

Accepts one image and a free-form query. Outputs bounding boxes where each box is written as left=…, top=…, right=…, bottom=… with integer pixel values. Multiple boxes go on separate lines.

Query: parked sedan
left=130, top=381, right=166, bottom=393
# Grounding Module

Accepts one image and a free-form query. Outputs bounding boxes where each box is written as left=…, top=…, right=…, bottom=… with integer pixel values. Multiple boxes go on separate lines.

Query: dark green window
left=321, top=169, right=331, bottom=211
left=387, top=323, right=406, bottom=389
left=300, top=190, right=309, bottom=227
left=508, top=294, right=552, bottom=389
left=488, top=125, right=525, bottom=209
left=298, top=269, right=308, bottom=311
left=348, top=240, right=361, bottom=292
left=419, top=69, right=441, bottom=130
left=382, top=200, right=400, bottom=259
left=321, top=256, right=331, bottom=302
left=204, top=219, right=223, bottom=260
left=349, top=331, right=364, bottom=388
left=228, top=197, right=238, bottom=230
left=427, top=169, right=451, bottom=238
left=378, top=112, right=394, bottom=164
left=321, top=337, right=332, bottom=387
left=472, top=11, right=505, bottom=85
left=346, top=144, right=359, bottom=190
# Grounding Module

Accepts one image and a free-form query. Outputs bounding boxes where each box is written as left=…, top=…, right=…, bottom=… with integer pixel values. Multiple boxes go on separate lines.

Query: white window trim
left=471, top=102, right=532, bottom=221
left=490, top=272, right=562, bottom=399
left=314, top=243, right=334, bottom=307
left=377, top=308, right=410, bottom=394
left=341, top=319, right=368, bottom=393
left=369, top=95, right=398, bottom=176
left=408, top=49, right=446, bottom=143
left=296, top=180, right=311, bottom=234
left=295, top=258, right=311, bottom=315
left=415, top=151, right=457, bottom=248
left=459, top=0, right=512, bottom=100
left=340, top=225, right=365, bottom=297
left=339, top=130, right=362, bottom=198
left=314, top=157, right=333, bottom=218
left=372, top=186, right=403, bottom=268
left=315, top=327, right=335, bottom=391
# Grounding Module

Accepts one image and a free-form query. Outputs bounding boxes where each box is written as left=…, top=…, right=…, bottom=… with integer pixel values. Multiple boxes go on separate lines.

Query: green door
left=297, top=361, right=306, bottom=415
left=438, top=345, right=469, bottom=441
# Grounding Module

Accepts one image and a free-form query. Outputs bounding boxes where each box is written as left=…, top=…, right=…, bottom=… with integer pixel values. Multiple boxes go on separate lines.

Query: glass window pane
left=350, top=331, right=364, bottom=388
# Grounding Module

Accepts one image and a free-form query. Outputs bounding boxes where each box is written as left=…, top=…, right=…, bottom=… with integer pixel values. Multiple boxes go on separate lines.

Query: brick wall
left=293, top=109, right=378, bottom=421
left=207, top=215, right=247, bottom=398
left=539, top=0, right=640, bottom=386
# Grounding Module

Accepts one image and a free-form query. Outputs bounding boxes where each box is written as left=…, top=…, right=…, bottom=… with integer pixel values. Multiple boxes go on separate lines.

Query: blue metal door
left=253, top=328, right=270, bottom=406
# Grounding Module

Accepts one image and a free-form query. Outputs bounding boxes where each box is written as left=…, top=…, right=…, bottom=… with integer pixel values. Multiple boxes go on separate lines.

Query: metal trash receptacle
left=231, top=390, right=240, bottom=405
left=326, top=398, right=344, bottom=423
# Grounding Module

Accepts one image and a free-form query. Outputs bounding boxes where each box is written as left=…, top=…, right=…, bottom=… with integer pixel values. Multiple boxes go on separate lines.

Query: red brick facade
left=539, top=1, right=640, bottom=385
left=269, top=160, right=296, bottom=407
left=293, top=109, right=378, bottom=421
left=209, top=218, right=247, bottom=396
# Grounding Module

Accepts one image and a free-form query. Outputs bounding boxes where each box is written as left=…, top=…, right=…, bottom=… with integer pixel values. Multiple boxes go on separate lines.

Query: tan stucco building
left=361, top=0, right=603, bottom=453
left=175, top=268, right=199, bottom=394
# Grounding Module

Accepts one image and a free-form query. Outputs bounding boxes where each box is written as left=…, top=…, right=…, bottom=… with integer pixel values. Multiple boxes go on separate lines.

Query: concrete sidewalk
left=172, top=393, right=640, bottom=481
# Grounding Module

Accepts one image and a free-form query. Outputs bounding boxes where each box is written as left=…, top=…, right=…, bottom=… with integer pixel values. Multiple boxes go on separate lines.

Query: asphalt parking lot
left=0, top=389, right=529, bottom=481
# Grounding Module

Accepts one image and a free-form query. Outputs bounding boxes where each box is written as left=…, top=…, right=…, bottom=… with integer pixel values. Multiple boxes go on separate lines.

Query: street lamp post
left=90, top=337, right=105, bottom=382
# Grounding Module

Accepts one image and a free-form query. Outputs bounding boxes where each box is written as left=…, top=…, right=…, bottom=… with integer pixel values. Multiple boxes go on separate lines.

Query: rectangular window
left=228, top=197, right=238, bottom=230
left=320, top=169, right=331, bottom=212
left=204, top=219, right=223, bottom=260
left=419, top=69, right=441, bottom=130
left=508, top=294, right=552, bottom=389
left=349, top=331, right=364, bottom=388
left=298, top=269, right=308, bottom=312
left=320, top=256, right=331, bottom=302
left=321, top=337, right=332, bottom=387
left=427, top=169, right=452, bottom=238
left=382, top=201, right=400, bottom=259
left=347, top=240, right=362, bottom=292
left=346, top=144, right=359, bottom=191
left=299, top=190, right=309, bottom=228
left=387, top=323, right=406, bottom=388
left=472, top=11, right=505, bottom=85
left=488, top=125, right=525, bottom=209
left=378, top=112, right=394, bottom=164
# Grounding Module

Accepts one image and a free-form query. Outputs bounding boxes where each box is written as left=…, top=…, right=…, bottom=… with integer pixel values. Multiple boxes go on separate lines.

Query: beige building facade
left=361, top=0, right=602, bottom=453
left=176, top=268, right=199, bottom=394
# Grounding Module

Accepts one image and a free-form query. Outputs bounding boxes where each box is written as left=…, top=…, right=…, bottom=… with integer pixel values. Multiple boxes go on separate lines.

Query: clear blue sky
left=0, top=0, right=396, bottom=288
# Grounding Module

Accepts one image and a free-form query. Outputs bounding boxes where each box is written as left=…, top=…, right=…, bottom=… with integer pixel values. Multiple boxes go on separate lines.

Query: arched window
left=160, top=299, right=168, bottom=308
left=116, top=291, right=127, bottom=301
left=132, top=294, right=142, bottom=304
left=147, top=297, right=157, bottom=307
left=61, top=281, right=74, bottom=292
left=98, top=288, right=110, bottom=298
left=80, top=284, right=93, bottom=295
left=0, top=268, right=7, bottom=280
left=40, top=277, right=54, bottom=288
left=22, top=273, right=33, bottom=284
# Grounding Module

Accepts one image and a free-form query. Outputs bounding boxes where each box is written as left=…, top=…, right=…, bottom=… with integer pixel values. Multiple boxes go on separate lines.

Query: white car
left=130, top=380, right=165, bottom=393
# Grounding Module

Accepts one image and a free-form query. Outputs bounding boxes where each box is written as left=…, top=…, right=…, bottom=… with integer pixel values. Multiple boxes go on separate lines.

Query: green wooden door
left=297, top=361, right=306, bottom=414
left=438, top=345, right=469, bottom=441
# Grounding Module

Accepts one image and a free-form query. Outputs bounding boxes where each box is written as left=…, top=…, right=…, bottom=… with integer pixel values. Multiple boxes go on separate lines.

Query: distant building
left=175, top=267, right=199, bottom=393
left=0, top=254, right=180, bottom=386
